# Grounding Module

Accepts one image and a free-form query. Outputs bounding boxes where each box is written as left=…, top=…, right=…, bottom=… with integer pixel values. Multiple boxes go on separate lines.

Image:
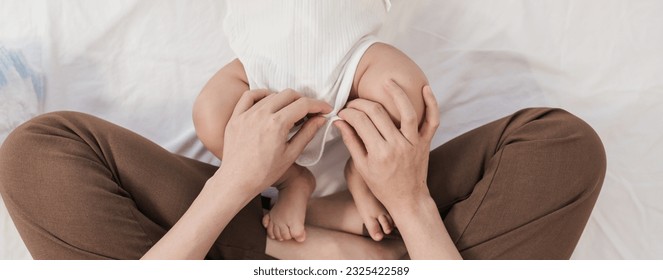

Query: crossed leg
left=304, top=108, right=606, bottom=259
left=0, top=107, right=604, bottom=259
left=0, top=111, right=404, bottom=259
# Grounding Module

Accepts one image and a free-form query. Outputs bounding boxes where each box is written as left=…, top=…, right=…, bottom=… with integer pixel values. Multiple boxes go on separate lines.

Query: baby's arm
left=345, top=43, right=428, bottom=241
left=193, top=59, right=249, bottom=159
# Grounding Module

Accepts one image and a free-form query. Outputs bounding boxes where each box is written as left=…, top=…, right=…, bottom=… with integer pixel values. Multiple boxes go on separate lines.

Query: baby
left=194, top=0, right=427, bottom=242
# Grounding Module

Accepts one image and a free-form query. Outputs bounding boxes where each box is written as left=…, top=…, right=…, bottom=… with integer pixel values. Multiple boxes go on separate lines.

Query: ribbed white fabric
left=223, top=0, right=390, bottom=166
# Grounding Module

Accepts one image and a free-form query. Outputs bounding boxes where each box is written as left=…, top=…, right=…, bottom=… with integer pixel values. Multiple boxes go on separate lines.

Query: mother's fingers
left=286, top=116, right=326, bottom=160
left=278, top=97, right=333, bottom=125
left=334, top=119, right=367, bottom=163
left=263, top=89, right=309, bottom=113
left=420, top=85, right=440, bottom=142
left=338, top=108, right=385, bottom=152
left=346, top=99, right=400, bottom=142
left=384, top=80, right=418, bottom=142
left=233, top=89, right=271, bottom=115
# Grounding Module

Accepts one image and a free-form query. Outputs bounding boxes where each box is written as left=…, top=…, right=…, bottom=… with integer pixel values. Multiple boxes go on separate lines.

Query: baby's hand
left=345, top=158, right=394, bottom=241
left=262, top=164, right=315, bottom=242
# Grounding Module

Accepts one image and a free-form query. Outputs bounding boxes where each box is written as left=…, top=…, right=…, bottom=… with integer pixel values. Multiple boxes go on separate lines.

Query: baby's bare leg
left=265, top=225, right=406, bottom=260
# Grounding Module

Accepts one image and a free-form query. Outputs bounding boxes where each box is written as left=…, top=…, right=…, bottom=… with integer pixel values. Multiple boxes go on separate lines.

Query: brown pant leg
left=0, top=111, right=269, bottom=259
left=427, top=108, right=606, bottom=259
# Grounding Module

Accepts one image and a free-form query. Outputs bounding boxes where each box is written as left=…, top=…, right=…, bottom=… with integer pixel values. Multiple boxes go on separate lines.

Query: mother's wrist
left=207, top=168, right=262, bottom=204
left=385, top=186, right=436, bottom=220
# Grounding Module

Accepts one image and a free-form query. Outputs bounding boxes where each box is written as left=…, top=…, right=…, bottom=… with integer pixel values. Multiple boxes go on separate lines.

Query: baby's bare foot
left=354, top=192, right=394, bottom=241
left=345, top=159, right=394, bottom=241
left=263, top=166, right=314, bottom=242
left=263, top=198, right=307, bottom=242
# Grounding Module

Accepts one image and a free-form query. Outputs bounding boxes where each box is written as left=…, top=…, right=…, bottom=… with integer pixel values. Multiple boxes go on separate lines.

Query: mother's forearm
left=141, top=174, right=255, bottom=259
left=388, top=191, right=462, bottom=260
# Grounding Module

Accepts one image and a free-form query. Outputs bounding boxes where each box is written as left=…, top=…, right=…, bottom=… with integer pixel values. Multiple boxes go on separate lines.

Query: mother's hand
left=217, top=89, right=332, bottom=197
left=334, top=81, right=439, bottom=210
left=143, top=89, right=330, bottom=260
left=143, top=90, right=331, bottom=259
left=334, top=81, right=461, bottom=259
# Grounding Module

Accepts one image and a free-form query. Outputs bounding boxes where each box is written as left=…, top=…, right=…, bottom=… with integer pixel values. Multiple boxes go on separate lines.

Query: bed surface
left=1, top=0, right=661, bottom=259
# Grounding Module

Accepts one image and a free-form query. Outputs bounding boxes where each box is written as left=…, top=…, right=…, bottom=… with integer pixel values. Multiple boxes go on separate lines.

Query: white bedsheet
left=1, top=0, right=661, bottom=259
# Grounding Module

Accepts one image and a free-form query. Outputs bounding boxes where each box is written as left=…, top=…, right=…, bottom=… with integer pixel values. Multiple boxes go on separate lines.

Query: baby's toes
left=273, top=224, right=284, bottom=241
left=279, top=224, right=292, bottom=241
left=378, top=214, right=393, bottom=234
left=262, top=214, right=271, bottom=228
left=290, top=223, right=307, bottom=242
left=266, top=219, right=276, bottom=240
left=364, top=218, right=384, bottom=242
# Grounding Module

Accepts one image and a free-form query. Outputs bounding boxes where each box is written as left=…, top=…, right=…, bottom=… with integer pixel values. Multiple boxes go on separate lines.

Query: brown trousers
left=0, top=108, right=605, bottom=259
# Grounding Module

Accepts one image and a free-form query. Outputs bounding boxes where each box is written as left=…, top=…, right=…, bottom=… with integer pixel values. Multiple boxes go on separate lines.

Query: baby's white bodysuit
left=223, top=0, right=391, bottom=167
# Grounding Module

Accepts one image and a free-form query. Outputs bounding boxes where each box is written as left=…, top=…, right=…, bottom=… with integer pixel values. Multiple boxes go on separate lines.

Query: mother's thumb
left=286, top=116, right=325, bottom=160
